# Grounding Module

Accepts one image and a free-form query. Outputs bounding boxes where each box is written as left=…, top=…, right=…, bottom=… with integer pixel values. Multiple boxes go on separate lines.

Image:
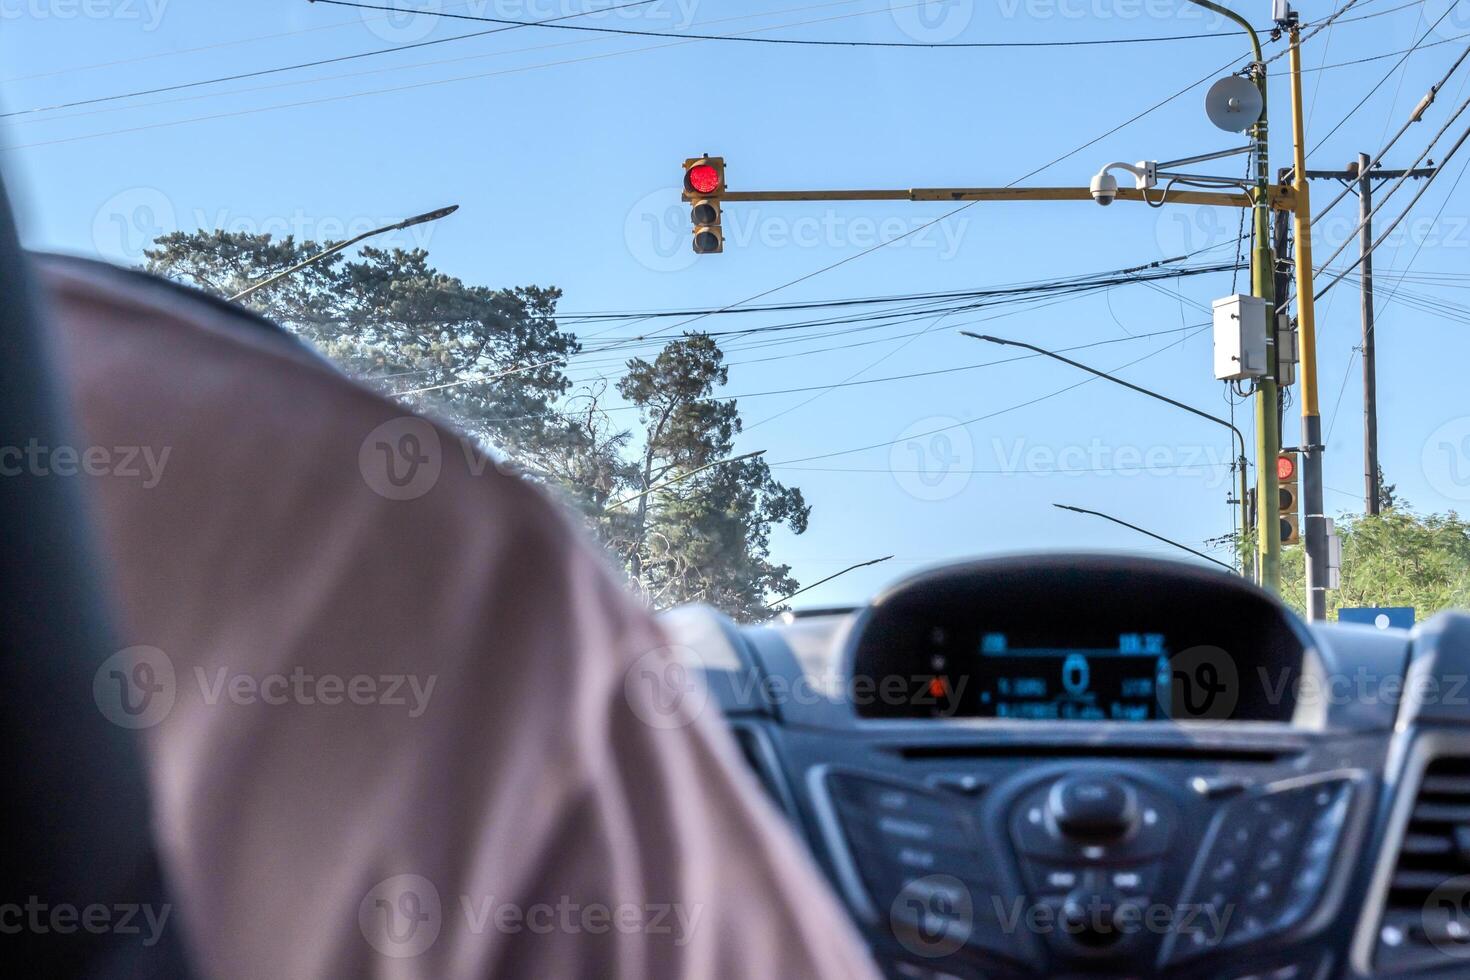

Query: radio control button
left=1110, top=864, right=1160, bottom=895
left=1168, top=779, right=1356, bottom=965
left=1048, top=775, right=1139, bottom=843
left=927, top=773, right=987, bottom=796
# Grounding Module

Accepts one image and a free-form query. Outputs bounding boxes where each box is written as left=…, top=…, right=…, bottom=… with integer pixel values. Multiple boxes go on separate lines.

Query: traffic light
left=683, top=156, right=725, bottom=253
left=1278, top=451, right=1300, bottom=545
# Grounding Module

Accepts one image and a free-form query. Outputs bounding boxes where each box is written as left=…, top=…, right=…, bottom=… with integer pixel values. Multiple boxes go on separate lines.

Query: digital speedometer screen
left=967, top=631, right=1170, bottom=721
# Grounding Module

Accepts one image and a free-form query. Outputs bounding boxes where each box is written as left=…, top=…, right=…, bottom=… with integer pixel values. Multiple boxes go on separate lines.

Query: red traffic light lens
left=1276, top=455, right=1296, bottom=481
left=686, top=163, right=721, bottom=194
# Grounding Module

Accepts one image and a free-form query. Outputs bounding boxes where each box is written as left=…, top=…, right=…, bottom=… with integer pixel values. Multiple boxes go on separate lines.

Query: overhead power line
left=1314, top=42, right=1470, bottom=227
left=382, top=261, right=1236, bottom=397
left=765, top=326, right=1209, bottom=467
left=1306, top=7, right=1466, bottom=158
left=1317, top=111, right=1470, bottom=301
left=552, top=261, right=1236, bottom=324
left=625, top=52, right=1253, bottom=347
left=1311, top=87, right=1470, bottom=287
left=8, top=4, right=1432, bottom=150
left=21, top=0, right=1392, bottom=123
left=0, top=0, right=659, bottom=120
left=313, top=0, right=1285, bottom=48
left=1, top=1, right=1084, bottom=150
left=1262, top=0, right=1371, bottom=66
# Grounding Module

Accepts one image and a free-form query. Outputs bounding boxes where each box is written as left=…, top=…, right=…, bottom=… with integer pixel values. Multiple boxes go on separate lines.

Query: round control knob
left=1046, top=775, right=1139, bottom=843
left=1061, top=887, right=1133, bottom=950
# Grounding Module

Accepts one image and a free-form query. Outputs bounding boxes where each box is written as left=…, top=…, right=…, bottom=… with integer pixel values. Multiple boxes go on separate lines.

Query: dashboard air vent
left=1378, top=757, right=1470, bottom=969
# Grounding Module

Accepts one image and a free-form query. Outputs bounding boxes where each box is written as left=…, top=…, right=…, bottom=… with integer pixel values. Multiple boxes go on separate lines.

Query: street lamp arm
left=1184, top=0, right=1262, bottom=62
left=1054, top=504, right=1236, bottom=572
left=768, top=555, right=894, bottom=609
left=960, top=332, right=1246, bottom=462
left=229, top=204, right=459, bottom=303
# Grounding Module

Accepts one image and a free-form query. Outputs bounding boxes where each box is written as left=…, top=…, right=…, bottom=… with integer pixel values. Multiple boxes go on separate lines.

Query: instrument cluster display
left=846, top=555, right=1306, bottom=722
left=953, top=631, right=1170, bottom=721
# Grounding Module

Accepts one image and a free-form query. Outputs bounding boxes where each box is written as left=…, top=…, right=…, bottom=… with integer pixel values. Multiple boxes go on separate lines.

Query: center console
left=661, top=553, right=1470, bottom=979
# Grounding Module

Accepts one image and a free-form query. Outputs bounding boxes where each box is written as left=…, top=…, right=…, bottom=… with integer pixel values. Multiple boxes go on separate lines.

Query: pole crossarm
left=1303, top=168, right=1437, bottom=181
left=692, top=185, right=1298, bottom=210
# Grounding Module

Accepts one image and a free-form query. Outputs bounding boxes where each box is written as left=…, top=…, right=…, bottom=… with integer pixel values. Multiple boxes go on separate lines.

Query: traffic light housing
left=1278, top=451, right=1300, bottom=545
left=683, top=156, right=725, bottom=254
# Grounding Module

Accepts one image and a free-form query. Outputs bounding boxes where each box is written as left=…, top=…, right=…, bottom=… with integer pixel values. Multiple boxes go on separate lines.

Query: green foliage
left=611, top=333, right=809, bottom=620
left=1271, top=510, right=1470, bottom=620
left=145, top=233, right=576, bottom=461
left=144, top=232, right=807, bottom=620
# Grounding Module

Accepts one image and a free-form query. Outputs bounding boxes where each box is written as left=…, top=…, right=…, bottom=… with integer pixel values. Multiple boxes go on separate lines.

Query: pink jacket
left=42, top=255, right=879, bottom=980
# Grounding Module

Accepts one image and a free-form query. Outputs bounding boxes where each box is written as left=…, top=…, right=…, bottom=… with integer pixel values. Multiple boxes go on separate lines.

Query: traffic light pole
left=1186, top=0, right=1280, bottom=594
left=696, top=172, right=1295, bottom=586
left=706, top=186, right=1295, bottom=208
left=1284, top=24, right=1327, bottom=620
left=685, top=5, right=1302, bottom=590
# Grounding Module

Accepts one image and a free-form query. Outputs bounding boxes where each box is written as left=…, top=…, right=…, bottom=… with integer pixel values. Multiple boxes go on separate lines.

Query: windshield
left=5, top=0, right=1468, bottom=623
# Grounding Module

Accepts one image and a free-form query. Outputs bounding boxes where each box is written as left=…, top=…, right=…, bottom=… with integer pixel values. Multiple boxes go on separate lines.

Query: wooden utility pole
left=1303, top=159, right=1435, bottom=516
left=1357, top=152, right=1380, bottom=515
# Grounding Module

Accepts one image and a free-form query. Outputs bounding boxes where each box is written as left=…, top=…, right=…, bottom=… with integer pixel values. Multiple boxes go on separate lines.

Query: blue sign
left=1339, top=607, right=1415, bottom=630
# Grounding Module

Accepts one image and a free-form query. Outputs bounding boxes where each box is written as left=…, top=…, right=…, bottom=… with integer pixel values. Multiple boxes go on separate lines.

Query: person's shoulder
left=38, top=252, right=652, bottom=657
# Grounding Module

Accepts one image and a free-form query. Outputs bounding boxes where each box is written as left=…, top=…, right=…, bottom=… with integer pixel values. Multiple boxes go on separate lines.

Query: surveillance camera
left=1090, top=172, right=1119, bottom=206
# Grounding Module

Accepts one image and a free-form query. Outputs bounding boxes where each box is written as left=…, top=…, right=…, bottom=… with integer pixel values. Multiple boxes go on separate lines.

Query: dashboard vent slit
left=1420, top=775, right=1470, bottom=795
left=891, top=743, right=1297, bottom=764
left=1377, top=756, right=1470, bottom=969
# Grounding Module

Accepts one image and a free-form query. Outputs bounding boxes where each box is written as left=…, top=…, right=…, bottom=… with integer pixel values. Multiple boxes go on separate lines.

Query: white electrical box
left=1277, top=312, right=1299, bottom=387
left=1213, top=294, right=1270, bottom=381
left=1326, top=517, right=1342, bottom=590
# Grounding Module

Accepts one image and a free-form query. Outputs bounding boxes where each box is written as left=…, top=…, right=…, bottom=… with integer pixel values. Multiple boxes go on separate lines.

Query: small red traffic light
left=1277, top=454, right=1296, bottom=481
left=686, top=163, right=721, bottom=194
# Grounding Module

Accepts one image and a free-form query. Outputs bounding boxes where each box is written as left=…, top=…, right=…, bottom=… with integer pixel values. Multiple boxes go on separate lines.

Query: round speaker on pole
left=1205, top=75, right=1264, bottom=132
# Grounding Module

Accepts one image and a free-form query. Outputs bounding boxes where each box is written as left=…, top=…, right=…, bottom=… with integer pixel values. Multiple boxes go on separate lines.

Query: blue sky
left=5, top=0, right=1470, bottom=606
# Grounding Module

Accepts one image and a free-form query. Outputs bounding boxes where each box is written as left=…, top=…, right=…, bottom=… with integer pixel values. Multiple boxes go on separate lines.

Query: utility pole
left=1301, top=159, right=1435, bottom=517
left=1273, top=174, right=1292, bottom=440
left=1359, top=152, right=1379, bottom=516
left=1352, top=150, right=1375, bottom=517
left=1284, top=16, right=1325, bottom=620
left=1194, top=0, right=1279, bottom=593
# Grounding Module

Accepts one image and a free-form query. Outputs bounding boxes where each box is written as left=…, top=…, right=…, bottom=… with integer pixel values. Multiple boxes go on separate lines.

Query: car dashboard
left=661, top=553, right=1470, bottom=980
